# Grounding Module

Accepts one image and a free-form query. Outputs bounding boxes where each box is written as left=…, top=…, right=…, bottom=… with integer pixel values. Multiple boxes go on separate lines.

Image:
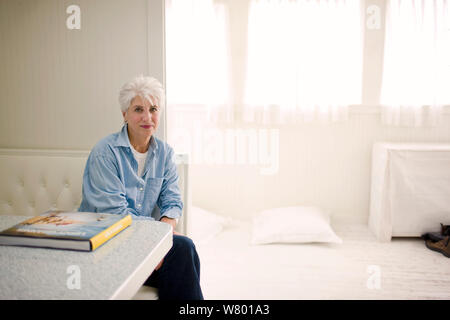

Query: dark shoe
left=425, top=236, right=450, bottom=258
left=421, top=232, right=445, bottom=242
left=441, top=223, right=450, bottom=236
left=421, top=223, right=450, bottom=242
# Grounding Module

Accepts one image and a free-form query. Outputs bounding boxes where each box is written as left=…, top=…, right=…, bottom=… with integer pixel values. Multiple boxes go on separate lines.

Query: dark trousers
left=144, top=235, right=204, bottom=300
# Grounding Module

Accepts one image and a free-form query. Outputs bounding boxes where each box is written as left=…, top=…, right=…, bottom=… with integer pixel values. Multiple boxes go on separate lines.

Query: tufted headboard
left=0, top=148, right=189, bottom=234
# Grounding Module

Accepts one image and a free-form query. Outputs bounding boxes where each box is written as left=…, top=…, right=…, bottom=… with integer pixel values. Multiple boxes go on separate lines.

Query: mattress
left=196, top=220, right=450, bottom=300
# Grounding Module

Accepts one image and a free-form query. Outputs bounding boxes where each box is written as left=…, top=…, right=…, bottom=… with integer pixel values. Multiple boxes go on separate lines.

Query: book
left=0, top=211, right=132, bottom=251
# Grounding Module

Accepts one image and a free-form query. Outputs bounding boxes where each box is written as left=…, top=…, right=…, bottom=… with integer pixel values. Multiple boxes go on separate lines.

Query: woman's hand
left=160, top=216, right=177, bottom=232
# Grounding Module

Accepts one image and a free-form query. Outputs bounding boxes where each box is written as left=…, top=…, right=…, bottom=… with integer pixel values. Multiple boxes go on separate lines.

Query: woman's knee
left=171, top=235, right=201, bottom=263
left=172, top=234, right=196, bottom=252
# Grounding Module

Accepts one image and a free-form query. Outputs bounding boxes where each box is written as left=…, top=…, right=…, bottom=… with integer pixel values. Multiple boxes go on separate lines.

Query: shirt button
left=139, top=187, right=144, bottom=191
left=137, top=204, right=142, bottom=207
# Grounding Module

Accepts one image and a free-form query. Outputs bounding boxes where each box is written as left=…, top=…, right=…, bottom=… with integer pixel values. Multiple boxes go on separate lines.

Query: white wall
left=190, top=115, right=450, bottom=223
left=0, top=0, right=165, bottom=150
left=186, top=0, right=450, bottom=223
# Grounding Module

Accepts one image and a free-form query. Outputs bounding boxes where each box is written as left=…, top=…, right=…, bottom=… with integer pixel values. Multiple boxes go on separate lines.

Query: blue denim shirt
left=78, top=124, right=183, bottom=221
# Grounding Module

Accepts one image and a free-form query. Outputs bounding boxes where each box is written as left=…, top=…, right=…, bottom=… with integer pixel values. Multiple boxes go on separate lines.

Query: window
left=165, top=0, right=232, bottom=123
left=243, top=0, right=363, bottom=124
left=380, top=0, right=450, bottom=126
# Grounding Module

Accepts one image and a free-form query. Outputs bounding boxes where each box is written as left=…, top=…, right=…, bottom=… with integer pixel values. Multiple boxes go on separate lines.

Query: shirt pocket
left=145, top=177, right=164, bottom=200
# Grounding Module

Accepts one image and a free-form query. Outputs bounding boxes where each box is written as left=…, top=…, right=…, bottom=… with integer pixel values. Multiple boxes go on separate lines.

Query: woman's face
left=123, top=95, right=160, bottom=141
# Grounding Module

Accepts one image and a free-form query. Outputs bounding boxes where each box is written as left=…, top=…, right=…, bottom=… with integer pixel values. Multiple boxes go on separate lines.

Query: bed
left=195, top=219, right=450, bottom=300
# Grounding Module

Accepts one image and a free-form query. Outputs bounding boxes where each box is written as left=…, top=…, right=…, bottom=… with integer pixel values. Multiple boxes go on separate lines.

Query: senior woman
left=78, top=75, right=203, bottom=300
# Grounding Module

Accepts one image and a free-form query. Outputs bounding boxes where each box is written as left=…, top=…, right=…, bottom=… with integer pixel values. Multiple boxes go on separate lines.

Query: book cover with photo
left=0, top=211, right=132, bottom=251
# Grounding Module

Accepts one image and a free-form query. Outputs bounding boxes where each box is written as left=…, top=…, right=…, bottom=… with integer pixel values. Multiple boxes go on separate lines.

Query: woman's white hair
left=118, top=75, right=165, bottom=112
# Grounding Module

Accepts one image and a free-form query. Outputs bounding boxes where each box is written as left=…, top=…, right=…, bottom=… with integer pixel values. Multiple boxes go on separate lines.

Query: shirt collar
left=114, top=124, right=158, bottom=153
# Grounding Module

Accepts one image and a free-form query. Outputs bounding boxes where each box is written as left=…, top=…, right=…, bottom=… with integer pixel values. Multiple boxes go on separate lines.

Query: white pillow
left=251, top=206, right=342, bottom=245
left=187, top=206, right=229, bottom=244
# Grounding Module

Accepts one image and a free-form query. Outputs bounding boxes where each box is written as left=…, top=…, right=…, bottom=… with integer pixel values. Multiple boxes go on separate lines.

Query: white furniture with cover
left=369, top=142, right=450, bottom=242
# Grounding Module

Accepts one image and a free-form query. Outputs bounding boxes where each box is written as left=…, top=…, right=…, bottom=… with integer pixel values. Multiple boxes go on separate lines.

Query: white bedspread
left=196, top=221, right=450, bottom=300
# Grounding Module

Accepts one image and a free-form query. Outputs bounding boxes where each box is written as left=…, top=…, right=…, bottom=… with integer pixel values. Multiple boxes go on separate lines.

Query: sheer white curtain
left=380, top=0, right=450, bottom=127
left=165, top=0, right=232, bottom=124
left=243, top=0, right=363, bottom=124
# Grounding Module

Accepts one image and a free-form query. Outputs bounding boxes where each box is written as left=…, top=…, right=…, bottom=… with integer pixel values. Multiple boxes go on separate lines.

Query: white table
left=0, top=216, right=172, bottom=299
left=369, top=143, right=450, bottom=242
